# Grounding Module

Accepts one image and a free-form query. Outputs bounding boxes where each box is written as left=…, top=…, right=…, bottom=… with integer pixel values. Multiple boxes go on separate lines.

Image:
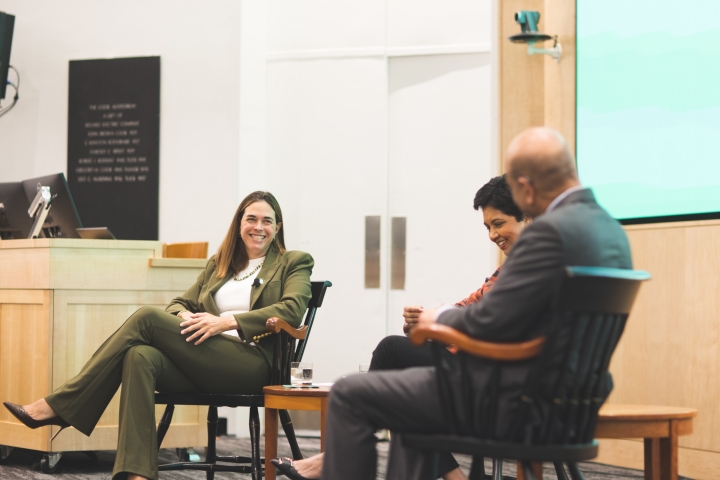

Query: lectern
left=0, top=239, right=208, bottom=468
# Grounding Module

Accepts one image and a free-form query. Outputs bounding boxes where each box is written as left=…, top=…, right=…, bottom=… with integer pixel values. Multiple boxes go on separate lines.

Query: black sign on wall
left=67, top=56, right=160, bottom=240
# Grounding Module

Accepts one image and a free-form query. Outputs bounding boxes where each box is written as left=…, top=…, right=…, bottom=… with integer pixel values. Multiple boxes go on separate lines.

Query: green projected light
left=577, top=0, right=720, bottom=222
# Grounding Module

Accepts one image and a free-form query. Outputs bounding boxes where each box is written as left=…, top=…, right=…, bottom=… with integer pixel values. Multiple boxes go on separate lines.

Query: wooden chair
left=162, top=242, right=209, bottom=259
left=155, top=280, right=332, bottom=480
left=403, top=267, right=651, bottom=480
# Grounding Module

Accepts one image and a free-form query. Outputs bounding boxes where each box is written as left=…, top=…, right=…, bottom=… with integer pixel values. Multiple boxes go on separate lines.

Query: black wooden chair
left=155, top=280, right=332, bottom=480
left=403, top=267, right=650, bottom=480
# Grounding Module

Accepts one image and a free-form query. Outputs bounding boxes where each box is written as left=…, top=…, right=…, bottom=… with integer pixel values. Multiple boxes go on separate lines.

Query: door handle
left=391, top=217, right=406, bottom=290
left=365, top=216, right=381, bottom=289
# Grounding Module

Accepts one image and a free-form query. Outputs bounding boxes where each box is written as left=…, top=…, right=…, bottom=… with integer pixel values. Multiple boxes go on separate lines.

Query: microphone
left=252, top=278, right=264, bottom=287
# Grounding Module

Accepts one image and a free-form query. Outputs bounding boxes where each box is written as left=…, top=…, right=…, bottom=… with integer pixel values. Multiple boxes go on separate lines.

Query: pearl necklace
left=233, top=262, right=263, bottom=282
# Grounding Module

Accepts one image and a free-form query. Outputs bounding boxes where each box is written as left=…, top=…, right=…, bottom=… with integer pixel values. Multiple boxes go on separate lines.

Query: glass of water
left=291, top=362, right=313, bottom=386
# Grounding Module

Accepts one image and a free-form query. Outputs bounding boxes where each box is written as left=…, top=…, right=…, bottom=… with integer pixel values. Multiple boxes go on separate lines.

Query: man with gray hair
left=320, top=127, right=633, bottom=480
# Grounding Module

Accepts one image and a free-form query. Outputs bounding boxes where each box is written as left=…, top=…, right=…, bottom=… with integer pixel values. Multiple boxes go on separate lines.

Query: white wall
left=387, top=0, right=490, bottom=48
left=0, top=0, right=497, bottom=436
left=387, top=53, right=494, bottom=335
left=267, top=0, right=386, bottom=52
left=266, top=56, right=390, bottom=384
left=0, top=0, right=242, bottom=252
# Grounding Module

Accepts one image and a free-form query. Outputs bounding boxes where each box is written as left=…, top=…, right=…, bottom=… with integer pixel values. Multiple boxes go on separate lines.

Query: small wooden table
left=264, top=385, right=332, bottom=480
left=595, top=404, right=697, bottom=480
left=516, top=404, right=697, bottom=480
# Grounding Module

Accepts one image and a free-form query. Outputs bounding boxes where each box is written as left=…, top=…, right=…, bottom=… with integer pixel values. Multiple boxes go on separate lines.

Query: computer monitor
left=0, top=181, right=32, bottom=239
left=21, top=173, right=83, bottom=239
left=0, top=11, right=15, bottom=101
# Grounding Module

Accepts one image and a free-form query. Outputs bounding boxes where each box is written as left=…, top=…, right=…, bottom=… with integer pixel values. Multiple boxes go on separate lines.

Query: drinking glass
left=291, top=361, right=313, bottom=386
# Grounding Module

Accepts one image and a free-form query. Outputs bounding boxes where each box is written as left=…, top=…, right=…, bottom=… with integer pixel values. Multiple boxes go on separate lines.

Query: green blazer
left=166, top=245, right=314, bottom=357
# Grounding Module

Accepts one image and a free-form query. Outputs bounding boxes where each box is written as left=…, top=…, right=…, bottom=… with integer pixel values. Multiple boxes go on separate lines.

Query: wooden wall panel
left=0, top=248, right=50, bottom=290
left=497, top=0, right=718, bottom=475
left=498, top=0, right=546, bottom=168
left=497, top=0, right=575, bottom=168
left=0, top=239, right=201, bottom=292
left=0, top=242, right=209, bottom=453
left=51, top=289, right=207, bottom=451
left=0, top=290, right=52, bottom=452
left=611, top=220, right=720, bottom=454
left=543, top=0, right=576, bottom=155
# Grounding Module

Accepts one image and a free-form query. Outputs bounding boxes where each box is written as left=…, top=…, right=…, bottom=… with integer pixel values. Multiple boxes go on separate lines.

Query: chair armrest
left=265, top=317, right=308, bottom=340
left=409, top=323, right=545, bottom=361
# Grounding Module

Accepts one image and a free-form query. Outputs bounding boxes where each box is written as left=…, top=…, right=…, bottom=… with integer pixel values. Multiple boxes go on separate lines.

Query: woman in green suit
left=4, top=191, right=314, bottom=480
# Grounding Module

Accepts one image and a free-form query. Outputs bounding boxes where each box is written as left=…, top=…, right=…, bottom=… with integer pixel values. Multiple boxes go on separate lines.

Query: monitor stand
left=28, top=186, right=54, bottom=239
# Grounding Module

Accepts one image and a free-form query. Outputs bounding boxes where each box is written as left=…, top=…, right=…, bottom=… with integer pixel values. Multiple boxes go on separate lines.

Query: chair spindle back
left=439, top=267, right=649, bottom=445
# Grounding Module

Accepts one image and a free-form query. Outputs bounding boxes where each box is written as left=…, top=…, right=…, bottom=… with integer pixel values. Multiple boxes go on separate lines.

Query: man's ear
left=517, top=177, right=535, bottom=205
left=527, top=184, right=538, bottom=206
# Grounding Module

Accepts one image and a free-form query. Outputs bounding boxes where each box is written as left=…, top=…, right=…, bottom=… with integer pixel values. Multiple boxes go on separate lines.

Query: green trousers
left=45, top=306, right=270, bottom=480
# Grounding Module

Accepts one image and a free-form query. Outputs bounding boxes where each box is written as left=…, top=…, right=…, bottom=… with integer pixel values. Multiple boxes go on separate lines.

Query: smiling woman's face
left=482, top=206, right=527, bottom=253
left=240, top=200, right=281, bottom=259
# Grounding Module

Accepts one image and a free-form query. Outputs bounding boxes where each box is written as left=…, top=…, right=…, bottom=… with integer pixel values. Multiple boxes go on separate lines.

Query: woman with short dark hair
left=5, top=191, right=313, bottom=480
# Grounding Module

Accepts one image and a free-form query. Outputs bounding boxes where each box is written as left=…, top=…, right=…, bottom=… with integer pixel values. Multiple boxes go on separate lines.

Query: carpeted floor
left=0, top=436, right=692, bottom=479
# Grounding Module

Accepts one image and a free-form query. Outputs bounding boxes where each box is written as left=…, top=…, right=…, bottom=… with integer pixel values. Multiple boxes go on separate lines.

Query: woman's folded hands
left=180, top=312, right=238, bottom=345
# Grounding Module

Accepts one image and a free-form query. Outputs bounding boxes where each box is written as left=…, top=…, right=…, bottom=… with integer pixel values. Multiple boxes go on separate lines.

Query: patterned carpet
left=0, top=436, right=692, bottom=479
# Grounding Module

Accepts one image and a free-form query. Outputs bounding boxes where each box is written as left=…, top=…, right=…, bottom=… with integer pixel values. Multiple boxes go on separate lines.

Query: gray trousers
left=321, top=367, right=451, bottom=480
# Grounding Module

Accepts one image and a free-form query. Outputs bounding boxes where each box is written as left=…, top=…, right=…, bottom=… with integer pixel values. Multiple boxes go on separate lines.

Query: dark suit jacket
left=437, top=188, right=632, bottom=439
left=165, top=244, right=314, bottom=358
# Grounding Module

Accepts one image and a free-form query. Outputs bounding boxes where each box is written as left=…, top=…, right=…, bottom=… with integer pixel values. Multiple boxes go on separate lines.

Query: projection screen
left=576, top=0, right=720, bottom=222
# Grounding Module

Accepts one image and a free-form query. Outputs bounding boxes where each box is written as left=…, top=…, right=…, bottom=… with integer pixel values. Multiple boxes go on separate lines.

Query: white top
left=213, top=256, right=265, bottom=338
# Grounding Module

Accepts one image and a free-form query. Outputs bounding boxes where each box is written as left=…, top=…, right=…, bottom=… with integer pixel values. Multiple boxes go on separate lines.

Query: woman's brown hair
left=215, top=191, right=286, bottom=278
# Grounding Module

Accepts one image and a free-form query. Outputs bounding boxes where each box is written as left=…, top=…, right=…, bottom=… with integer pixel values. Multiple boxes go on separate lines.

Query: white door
left=265, top=57, right=390, bottom=383
left=386, top=53, right=496, bottom=334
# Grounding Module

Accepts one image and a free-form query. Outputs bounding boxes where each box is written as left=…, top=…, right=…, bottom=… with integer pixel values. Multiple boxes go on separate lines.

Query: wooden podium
left=0, top=239, right=208, bottom=456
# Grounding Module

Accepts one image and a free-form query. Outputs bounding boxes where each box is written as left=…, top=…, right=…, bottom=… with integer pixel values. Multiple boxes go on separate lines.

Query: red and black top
left=454, top=266, right=502, bottom=308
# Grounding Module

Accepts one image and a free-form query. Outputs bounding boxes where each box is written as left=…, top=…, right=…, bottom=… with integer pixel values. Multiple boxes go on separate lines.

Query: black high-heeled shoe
left=270, top=457, right=319, bottom=480
left=3, top=401, right=71, bottom=440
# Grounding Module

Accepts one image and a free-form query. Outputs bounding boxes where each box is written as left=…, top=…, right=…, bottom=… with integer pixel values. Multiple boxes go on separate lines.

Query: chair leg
left=553, top=462, right=569, bottom=480
left=523, top=462, right=537, bottom=480
left=206, top=406, right=218, bottom=480
left=517, top=461, right=542, bottom=480
left=250, top=406, right=262, bottom=480
left=279, top=409, right=303, bottom=460
left=491, top=458, right=503, bottom=480
left=566, top=462, right=585, bottom=480
left=428, top=452, right=440, bottom=480
left=469, top=455, right=485, bottom=480
left=156, top=404, right=175, bottom=450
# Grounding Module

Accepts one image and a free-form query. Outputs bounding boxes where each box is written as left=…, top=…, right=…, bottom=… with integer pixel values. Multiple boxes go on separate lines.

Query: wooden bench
left=595, top=404, right=697, bottom=480
left=516, top=404, right=697, bottom=480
